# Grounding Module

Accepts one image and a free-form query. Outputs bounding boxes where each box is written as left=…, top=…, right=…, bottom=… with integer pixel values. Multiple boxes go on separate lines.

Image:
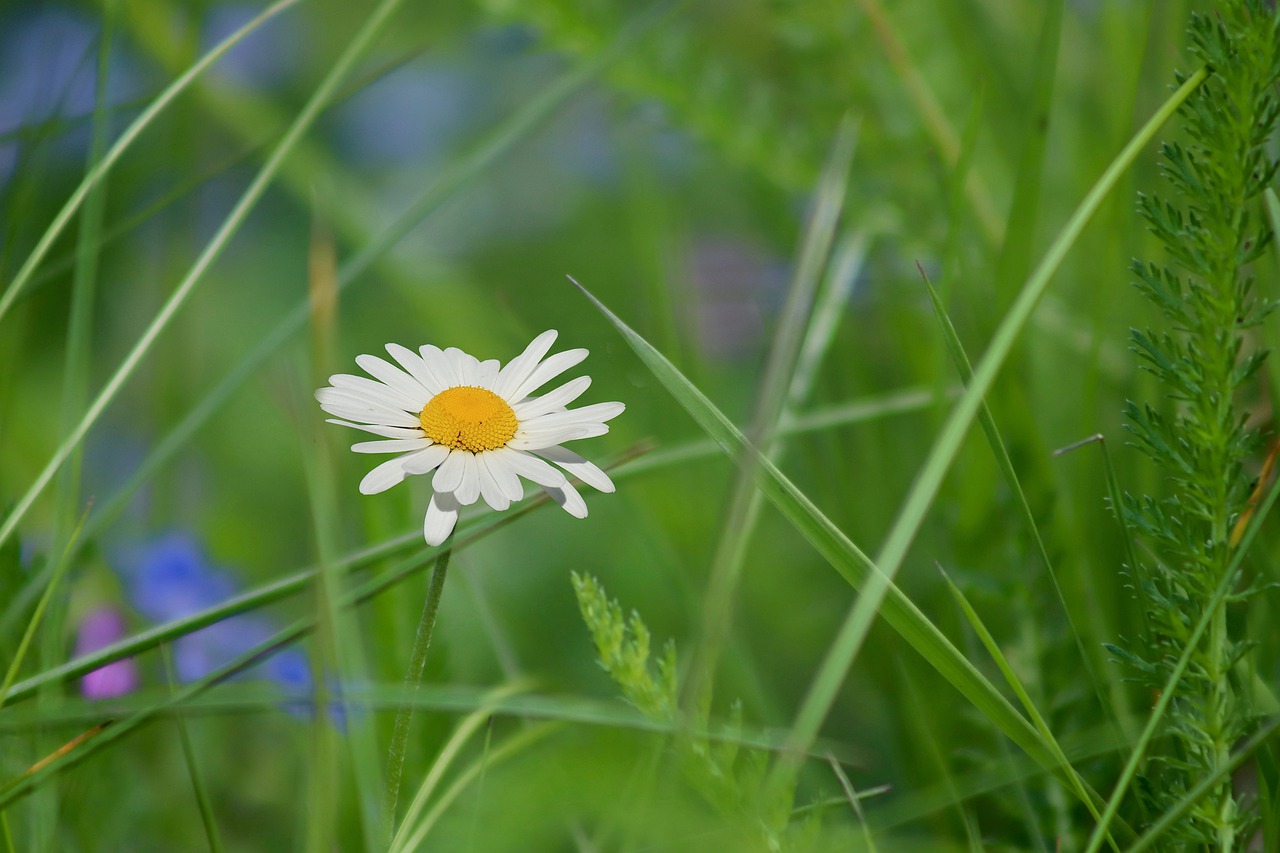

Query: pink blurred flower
left=74, top=606, right=139, bottom=700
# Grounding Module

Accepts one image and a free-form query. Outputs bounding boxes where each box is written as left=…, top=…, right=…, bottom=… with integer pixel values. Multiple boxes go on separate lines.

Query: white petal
left=482, top=450, right=525, bottom=502
left=421, top=345, right=460, bottom=388
left=493, top=330, right=558, bottom=399
left=512, top=376, right=591, bottom=420
left=386, top=343, right=446, bottom=395
left=509, top=425, right=606, bottom=450
left=519, top=402, right=625, bottom=434
left=531, top=445, right=615, bottom=492
left=476, top=359, right=500, bottom=388
left=359, top=455, right=410, bottom=495
left=506, top=349, right=588, bottom=403
left=329, top=374, right=423, bottom=413
left=475, top=455, right=511, bottom=511
left=325, top=419, right=423, bottom=439
left=357, top=354, right=430, bottom=404
left=402, top=443, right=451, bottom=475
left=501, top=449, right=567, bottom=488
left=317, top=389, right=420, bottom=427
left=454, top=454, right=483, bottom=506
left=423, top=492, right=460, bottom=546
left=351, top=438, right=433, bottom=454
left=543, top=481, right=588, bottom=519
left=433, top=449, right=468, bottom=493
left=447, top=348, right=482, bottom=386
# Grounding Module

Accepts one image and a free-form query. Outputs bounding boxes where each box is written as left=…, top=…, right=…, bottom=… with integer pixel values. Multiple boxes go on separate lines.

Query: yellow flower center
left=419, top=386, right=518, bottom=453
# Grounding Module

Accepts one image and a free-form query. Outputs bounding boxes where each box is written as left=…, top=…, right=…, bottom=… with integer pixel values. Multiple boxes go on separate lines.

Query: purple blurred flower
left=74, top=606, right=139, bottom=700
left=686, top=237, right=788, bottom=361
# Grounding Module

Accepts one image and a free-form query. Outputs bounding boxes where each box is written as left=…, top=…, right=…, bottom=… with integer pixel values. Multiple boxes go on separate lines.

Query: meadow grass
left=2, top=1, right=1279, bottom=850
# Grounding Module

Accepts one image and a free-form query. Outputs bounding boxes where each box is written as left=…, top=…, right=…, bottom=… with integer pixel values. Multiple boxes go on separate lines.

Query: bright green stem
left=384, top=541, right=453, bottom=838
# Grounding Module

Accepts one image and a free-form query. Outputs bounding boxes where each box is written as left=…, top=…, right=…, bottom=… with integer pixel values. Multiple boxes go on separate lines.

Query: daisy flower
left=316, top=330, right=624, bottom=545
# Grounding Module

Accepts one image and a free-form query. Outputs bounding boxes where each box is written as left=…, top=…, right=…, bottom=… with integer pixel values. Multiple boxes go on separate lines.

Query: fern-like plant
left=1117, top=1, right=1280, bottom=847
left=572, top=572, right=810, bottom=850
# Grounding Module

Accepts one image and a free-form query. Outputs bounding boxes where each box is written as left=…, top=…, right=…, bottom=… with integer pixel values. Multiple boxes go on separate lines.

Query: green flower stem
left=384, top=539, right=453, bottom=839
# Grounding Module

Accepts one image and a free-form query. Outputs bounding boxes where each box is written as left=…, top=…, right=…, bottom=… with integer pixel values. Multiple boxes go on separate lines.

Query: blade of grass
left=393, top=723, right=560, bottom=852
left=0, top=0, right=408, bottom=553
left=825, top=753, right=880, bottom=853
left=940, top=566, right=1106, bottom=841
left=385, top=542, right=453, bottom=839
left=0, top=507, right=91, bottom=709
left=919, top=264, right=1128, bottom=736
left=901, top=667, right=989, bottom=851
left=0, top=0, right=302, bottom=324
left=570, top=277, right=1119, bottom=826
left=764, top=65, right=1205, bottom=791
left=684, top=116, right=857, bottom=709
left=389, top=680, right=534, bottom=853
left=162, top=647, right=225, bottom=853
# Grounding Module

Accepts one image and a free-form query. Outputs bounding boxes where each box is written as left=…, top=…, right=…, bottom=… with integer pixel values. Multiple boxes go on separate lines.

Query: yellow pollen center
left=419, top=386, right=518, bottom=453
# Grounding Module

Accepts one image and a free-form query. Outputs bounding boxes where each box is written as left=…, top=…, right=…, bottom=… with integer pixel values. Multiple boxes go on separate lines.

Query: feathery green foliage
left=1117, top=1, right=1280, bottom=846
left=572, top=572, right=804, bottom=850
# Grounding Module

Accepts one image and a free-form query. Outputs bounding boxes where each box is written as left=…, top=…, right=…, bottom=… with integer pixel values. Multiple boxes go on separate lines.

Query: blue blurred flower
left=119, top=532, right=337, bottom=721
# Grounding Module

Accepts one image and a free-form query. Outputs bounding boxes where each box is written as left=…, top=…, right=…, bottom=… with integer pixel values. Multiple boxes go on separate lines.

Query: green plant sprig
left=1116, top=2, right=1280, bottom=846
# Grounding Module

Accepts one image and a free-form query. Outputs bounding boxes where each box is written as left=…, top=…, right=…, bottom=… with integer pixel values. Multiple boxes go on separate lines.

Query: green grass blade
left=940, top=568, right=1115, bottom=848
left=569, top=278, right=1114, bottom=821
left=389, top=680, right=534, bottom=853
left=767, top=65, right=1206, bottom=788
left=919, top=264, right=1128, bottom=736
left=162, top=648, right=226, bottom=853
left=686, top=117, right=857, bottom=707
left=0, top=508, right=90, bottom=708
left=0, top=0, right=405, bottom=553
left=0, top=0, right=302, bottom=324
left=393, top=723, right=560, bottom=852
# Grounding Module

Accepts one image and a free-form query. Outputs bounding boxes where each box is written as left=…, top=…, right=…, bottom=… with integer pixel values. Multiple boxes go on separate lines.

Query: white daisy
left=316, top=330, right=625, bottom=546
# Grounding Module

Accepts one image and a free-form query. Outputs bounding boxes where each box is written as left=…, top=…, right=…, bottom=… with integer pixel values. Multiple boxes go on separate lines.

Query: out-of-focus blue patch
left=118, top=531, right=345, bottom=725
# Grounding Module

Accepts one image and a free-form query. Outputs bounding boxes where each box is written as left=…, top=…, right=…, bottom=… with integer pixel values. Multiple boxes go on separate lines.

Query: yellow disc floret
left=419, top=386, right=519, bottom=453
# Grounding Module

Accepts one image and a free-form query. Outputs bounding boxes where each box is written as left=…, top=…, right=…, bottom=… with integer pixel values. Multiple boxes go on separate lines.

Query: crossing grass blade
left=0, top=0, right=303, bottom=324
left=0, top=0, right=408, bottom=554
left=569, top=276, right=1122, bottom=827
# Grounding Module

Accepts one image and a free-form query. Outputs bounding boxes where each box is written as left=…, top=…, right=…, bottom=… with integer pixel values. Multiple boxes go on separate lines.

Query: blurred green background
left=2, top=0, right=1270, bottom=849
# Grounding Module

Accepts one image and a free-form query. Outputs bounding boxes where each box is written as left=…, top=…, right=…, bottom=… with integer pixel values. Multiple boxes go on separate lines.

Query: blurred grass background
left=1, top=0, right=1274, bottom=849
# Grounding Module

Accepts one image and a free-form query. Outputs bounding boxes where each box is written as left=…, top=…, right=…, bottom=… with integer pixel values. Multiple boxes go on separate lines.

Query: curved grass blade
left=0, top=0, right=404, bottom=553
left=569, top=277, right=1116, bottom=824
left=0, top=0, right=302, bottom=324
left=940, top=566, right=1111, bottom=843
left=389, top=680, right=534, bottom=852
left=392, top=723, right=559, bottom=852
left=768, top=68, right=1205, bottom=801
left=685, top=117, right=857, bottom=708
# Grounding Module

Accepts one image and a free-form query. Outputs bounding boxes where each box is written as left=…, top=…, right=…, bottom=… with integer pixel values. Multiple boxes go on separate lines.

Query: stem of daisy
left=384, top=536, right=454, bottom=839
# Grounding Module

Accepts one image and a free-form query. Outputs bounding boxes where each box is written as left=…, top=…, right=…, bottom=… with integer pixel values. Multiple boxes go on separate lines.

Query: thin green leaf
left=569, top=277, right=1114, bottom=822
left=0, top=0, right=405, bottom=553
left=0, top=0, right=303, bottom=324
